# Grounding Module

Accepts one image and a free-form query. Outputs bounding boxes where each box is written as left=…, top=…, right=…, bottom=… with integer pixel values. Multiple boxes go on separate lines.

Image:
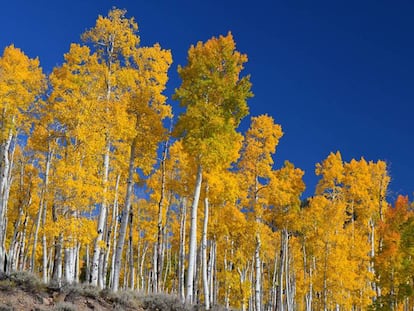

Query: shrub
left=53, top=302, right=77, bottom=311
left=104, top=289, right=141, bottom=309
left=140, top=293, right=192, bottom=311
left=9, top=271, right=45, bottom=293
left=0, top=304, right=13, bottom=311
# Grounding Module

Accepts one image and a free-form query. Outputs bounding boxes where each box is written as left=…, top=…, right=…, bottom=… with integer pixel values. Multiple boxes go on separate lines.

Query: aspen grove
left=1, top=8, right=414, bottom=311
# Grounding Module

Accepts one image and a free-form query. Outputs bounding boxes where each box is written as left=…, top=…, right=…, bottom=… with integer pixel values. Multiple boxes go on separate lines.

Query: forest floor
left=0, top=271, right=203, bottom=311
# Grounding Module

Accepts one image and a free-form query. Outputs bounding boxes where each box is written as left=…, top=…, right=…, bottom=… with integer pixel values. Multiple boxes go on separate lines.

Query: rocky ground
left=0, top=271, right=204, bottom=311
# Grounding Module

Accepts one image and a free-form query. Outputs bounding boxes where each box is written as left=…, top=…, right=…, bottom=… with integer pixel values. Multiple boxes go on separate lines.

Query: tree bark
left=186, top=164, right=203, bottom=304
left=31, top=146, right=52, bottom=274
left=0, top=131, right=15, bottom=271
left=178, top=196, right=187, bottom=302
left=155, top=138, right=169, bottom=292
left=112, top=138, right=136, bottom=292
left=90, top=142, right=110, bottom=286
left=202, top=184, right=210, bottom=310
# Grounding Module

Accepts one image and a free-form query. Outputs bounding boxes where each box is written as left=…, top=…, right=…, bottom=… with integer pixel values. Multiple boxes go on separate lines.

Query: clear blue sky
left=1, top=1, right=413, bottom=199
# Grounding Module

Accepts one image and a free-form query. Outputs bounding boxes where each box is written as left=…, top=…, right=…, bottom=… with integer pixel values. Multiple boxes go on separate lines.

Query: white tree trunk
left=186, top=164, right=203, bottom=304
left=90, top=143, right=110, bottom=286
left=112, top=139, right=136, bottom=292
left=17, top=215, right=28, bottom=271
left=208, top=239, right=215, bottom=306
left=64, top=246, right=76, bottom=284
left=0, top=131, right=15, bottom=271
left=202, top=185, right=210, bottom=310
left=155, top=139, right=169, bottom=292
left=52, top=235, right=63, bottom=287
left=255, top=235, right=262, bottom=311
left=31, top=147, right=52, bottom=274
left=108, top=174, right=120, bottom=288
left=128, top=210, right=134, bottom=289
left=178, top=197, right=187, bottom=302
left=278, top=232, right=285, bottom=311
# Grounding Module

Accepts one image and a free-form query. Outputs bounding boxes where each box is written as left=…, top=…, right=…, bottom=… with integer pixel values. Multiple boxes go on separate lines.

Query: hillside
left=0, top=271, right=208, bottom=311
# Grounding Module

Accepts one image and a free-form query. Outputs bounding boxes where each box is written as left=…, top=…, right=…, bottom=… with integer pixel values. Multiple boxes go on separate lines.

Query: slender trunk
left=284, top=230, right=293, bottom=311
left=155, top=138, right=169, bottom=292
left=31, top=147, right=52, bottom=273
left=214, top=242, right=219, bottom=306
left=152, top=243, right=157, bottom=292
left=8, top=199, right=25, bottom=272
left=22, top=221, right=33, bottom=270
left=208, top=239, right=215, bottom=307
left=254, top=175, right=261, bottom=311
left=85, top=245, right=90, bottom=283
left=112, top=138, right=136, bottom=292
left=128, top=211, right=134, bottom=289
left=238, top=265, right=249, bottom=311
left=162, top=233, right=171, bottom=292
left=202, top=184, right=210, bottom=310
left=108, top=174, right=120, bottom=288
left=272, top=248, right=278, bottom=311
left=249, top=258, right=254, bottom=311
left=42, top=231, right=48, bottom=283
left=17, top=214, right=28, bottom=271
left=186, top=164, right=203, bottom=304
left=194, top=245, right=202, bottom=303
left=255, top=235, right=262, bottom=311
left=161, top=196, right=171, bottom=292
left=75, top=243, right=80, bottom=283
left=0, top=131, right=14, bottom=271
left=90, top=143, right=110, bottom=286
left=52, top=235, right=63, bottom=287
left=140, top=244, right=148, bottom=291
left=178, top=197, right=187, bottom=302
left=277, top=232, right=285, bottom=311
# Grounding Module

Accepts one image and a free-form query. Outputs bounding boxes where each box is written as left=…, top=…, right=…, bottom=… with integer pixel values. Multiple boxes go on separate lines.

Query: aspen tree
left=238, top=114, right=283, bottom=311
left=174, top=32, right=251, bottom=305
left=81, top=8, right=139, bottom=287
left=111, top=44, right=172, bottom=292
left=0, top=45, right=45, bottom=270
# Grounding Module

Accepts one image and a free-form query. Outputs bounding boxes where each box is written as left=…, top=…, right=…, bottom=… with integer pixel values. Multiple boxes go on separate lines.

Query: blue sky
left=1, top=1, right=413, bottom=199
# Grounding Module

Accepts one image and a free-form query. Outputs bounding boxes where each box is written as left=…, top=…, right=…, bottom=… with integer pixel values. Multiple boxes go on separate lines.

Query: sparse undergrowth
left=0, top=271, right=232, bottom=311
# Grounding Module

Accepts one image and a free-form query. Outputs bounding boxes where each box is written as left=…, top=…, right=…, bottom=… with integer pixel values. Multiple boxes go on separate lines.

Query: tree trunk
left=178, top=197, right=187, bottom=302
left=140, top=244, right=148, bottom=291
left=90, top=143, right=110, bottom=286
left=52, top=235, right=63, bottom=287
left=208, top=239, right=215, bottom=307
left=108, top=174, right=120, bottom=288
left=128, top=211, right=135, bottom=289
left=103, top=174, right=120, bottom=288
left=64, top=245, right=76, bottom=284
left=155, top=138, right=169, bottom=292
left=31, top=147, right=52, bottom=274
left=17, top=214, right=28, bottom=271
left=112, top=138, right=136, bottom=292
left=277, top=232, right=285, bottom=311
left=255, top=234, right=262, bottom=311
left=186, top=164, right=203, bottom=304
left=202, top=184, right=210, bottom=310
left=0, top=131, right=15, bottom=272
